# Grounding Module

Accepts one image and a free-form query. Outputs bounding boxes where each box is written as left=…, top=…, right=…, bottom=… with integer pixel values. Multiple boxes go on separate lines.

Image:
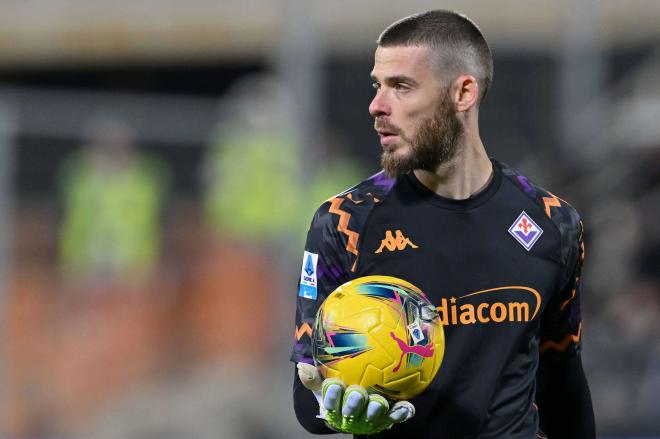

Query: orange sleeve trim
left=579, top=221, right=586, bottom=262
left=294, top=323, right=313, bottom=341
left=539, top=322, right=581, bottom=353
left=542, top=192, right=562, bottom=219
left=560, top=287, right=577, bottom=311
left=346, top=193, right=364, bottom=204
left=328, top=197, right=359, bottom=256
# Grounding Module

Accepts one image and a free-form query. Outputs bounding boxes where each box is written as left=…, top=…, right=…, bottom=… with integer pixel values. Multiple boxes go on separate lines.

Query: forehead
left=371, top=45, right=436, bottom=81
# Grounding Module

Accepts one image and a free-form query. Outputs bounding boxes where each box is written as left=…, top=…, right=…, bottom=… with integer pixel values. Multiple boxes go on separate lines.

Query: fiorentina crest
left=508, top=211, right=543, bottom=251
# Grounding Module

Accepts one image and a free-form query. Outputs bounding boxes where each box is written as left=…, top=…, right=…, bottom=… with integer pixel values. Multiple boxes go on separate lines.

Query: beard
left=379, top=88, right=463, bottom=178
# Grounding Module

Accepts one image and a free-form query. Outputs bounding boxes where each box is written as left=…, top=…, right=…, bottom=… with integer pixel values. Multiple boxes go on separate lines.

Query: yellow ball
left=312, top=275, right=444, bottom=400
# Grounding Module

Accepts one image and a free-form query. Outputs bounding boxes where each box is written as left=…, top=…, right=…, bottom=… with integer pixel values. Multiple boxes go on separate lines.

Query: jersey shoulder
left=308, top=171, right=396, bottom=271
left=314, top=170, right=395, bottom=219
left=498, top=160, right=583, bottom=271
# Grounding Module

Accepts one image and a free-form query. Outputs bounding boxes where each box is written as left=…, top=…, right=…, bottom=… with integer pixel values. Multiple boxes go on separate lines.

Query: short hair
left=377, top=10, right=493, bottom=106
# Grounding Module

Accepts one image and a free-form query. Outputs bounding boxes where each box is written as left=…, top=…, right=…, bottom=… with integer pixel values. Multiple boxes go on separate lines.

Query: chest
left=354, top=201, right=562, bottom=324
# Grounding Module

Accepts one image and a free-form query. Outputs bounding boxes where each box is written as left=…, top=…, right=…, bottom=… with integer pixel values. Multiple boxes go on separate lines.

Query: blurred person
left=3, top=113, right=172, bottom=437
left=58, top=112, right=169, bottom=287
left=194, top=74, right=300, bottom=362
left=202, top=73, right=304, bottom=246
left=292, top=10, right=595, bottom=439
left=180, top=74, right=303, bottom=439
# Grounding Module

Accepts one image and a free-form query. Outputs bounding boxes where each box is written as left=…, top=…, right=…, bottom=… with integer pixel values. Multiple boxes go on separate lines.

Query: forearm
left=536, top=354, right=596, bottom=439
left=293, top=367, right=336, bottom=435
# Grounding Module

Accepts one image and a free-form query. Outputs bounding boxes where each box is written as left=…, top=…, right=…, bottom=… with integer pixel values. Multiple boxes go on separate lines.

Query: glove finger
left=366, top=393, right=389, bottom=423
left=388, top=400, right=415, bottom=423
left=296, top=362, right=322, bottom=392
left=341, top=385, right=369, bottom=418
left=322, top=378, right=346, bottom=412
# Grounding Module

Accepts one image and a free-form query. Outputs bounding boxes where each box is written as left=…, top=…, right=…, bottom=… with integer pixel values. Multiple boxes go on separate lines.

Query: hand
left=297, top=362, right=415, bottom=435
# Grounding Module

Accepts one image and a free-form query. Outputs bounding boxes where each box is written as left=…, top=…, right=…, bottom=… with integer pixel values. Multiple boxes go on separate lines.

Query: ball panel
left=381, top=371, right=422, bottom=400
left=359, top=363, right=385, bottom=389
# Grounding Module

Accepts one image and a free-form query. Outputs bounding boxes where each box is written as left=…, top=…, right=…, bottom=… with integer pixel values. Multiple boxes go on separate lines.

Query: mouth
left=376, top=129, right=399, bottom=145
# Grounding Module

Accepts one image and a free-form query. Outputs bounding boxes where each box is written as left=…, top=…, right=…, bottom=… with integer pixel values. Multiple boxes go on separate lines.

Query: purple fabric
left=517, top=175, right=534, bottom=194
left=318, top=263, right=348, bottom=281
left=368, top=171, right=395, bottom=190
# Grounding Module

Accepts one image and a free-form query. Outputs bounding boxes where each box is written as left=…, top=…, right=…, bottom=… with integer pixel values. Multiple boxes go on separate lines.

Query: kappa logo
left=375, top=230, right=419, bottom=253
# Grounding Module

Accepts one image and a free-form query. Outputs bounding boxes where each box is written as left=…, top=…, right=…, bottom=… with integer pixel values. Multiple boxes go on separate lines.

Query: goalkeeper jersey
left=291, top=159, right=591, bottom=439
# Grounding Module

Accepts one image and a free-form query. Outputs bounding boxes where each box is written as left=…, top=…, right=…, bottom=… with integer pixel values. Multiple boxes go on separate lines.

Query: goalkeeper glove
left=297, top=362, right=415, bottom=435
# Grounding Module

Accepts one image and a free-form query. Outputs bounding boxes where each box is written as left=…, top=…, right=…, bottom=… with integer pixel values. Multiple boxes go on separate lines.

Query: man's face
left=369, top=45, right=463, bottom=177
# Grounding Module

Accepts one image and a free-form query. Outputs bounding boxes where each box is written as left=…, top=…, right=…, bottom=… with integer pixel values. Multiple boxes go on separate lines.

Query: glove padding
left=297, top=362, right=415, bottom=435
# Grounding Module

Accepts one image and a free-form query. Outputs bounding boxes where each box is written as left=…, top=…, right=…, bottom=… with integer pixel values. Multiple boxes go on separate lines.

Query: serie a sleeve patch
left=298, top=251, right=319, bottom=300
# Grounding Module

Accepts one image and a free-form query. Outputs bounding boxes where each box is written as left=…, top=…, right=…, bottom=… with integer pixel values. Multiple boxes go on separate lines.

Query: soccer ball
left=312, top=275, right=444, bottom=400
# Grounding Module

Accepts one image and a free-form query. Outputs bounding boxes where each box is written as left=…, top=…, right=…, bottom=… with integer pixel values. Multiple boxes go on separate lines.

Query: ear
left=452, top=75, right=479, bottom=112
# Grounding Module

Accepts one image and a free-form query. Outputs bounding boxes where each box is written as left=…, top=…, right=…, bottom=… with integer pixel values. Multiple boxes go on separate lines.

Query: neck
left=413, top=135, right=493, bottom=200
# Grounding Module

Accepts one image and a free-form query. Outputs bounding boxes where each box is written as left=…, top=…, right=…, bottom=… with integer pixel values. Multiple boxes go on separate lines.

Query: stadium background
left=0, top=0, right=658, bottom=438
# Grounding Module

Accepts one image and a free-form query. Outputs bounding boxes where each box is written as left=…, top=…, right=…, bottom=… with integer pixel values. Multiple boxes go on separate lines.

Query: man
left=291, top=10, right=595, bottom=439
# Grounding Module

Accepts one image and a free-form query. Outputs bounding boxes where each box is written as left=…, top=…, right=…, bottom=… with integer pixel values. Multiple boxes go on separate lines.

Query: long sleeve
left=537, top=219, right=596, bottom=438
left=536, top=353, right=595, bottom=438
left=291, top=199, right=354, bottom=433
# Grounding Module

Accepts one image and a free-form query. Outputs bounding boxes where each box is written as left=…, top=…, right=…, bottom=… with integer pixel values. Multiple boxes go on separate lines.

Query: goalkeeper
left=292, top=9, right=595, bottom=439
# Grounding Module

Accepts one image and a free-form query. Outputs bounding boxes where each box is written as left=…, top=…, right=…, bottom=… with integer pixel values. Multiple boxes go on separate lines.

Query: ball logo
left=407, top=321, right=425, bottom=343
left=390, top=331, right=435, bottom=373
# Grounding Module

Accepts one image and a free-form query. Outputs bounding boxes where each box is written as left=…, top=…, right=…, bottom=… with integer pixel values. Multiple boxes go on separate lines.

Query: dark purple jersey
left=292, top=159, right=594, bottom=439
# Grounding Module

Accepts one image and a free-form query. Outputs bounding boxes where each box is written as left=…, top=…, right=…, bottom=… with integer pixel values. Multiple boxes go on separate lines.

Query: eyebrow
left=370, top=74, right=419, bottom=87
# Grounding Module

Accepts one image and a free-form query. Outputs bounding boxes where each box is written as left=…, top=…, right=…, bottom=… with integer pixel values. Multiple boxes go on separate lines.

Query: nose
left=369, top=90, right=390, bottom=118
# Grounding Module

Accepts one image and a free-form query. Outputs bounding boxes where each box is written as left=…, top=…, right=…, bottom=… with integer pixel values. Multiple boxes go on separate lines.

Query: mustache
left=374, top=118, right=401, bottom=134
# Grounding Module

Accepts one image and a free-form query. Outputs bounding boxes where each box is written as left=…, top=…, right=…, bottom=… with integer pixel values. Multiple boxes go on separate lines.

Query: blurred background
left=0, top=0, right=658, bottom=438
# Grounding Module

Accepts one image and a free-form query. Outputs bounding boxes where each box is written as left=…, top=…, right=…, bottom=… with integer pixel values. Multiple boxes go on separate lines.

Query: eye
left=372, top=82, right=380, bottom=90
left=394, top=82, right=410, bottom=91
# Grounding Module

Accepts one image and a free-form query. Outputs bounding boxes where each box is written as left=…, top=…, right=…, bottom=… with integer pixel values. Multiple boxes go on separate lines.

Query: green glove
left=297, top=362, right=415, bottom=435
